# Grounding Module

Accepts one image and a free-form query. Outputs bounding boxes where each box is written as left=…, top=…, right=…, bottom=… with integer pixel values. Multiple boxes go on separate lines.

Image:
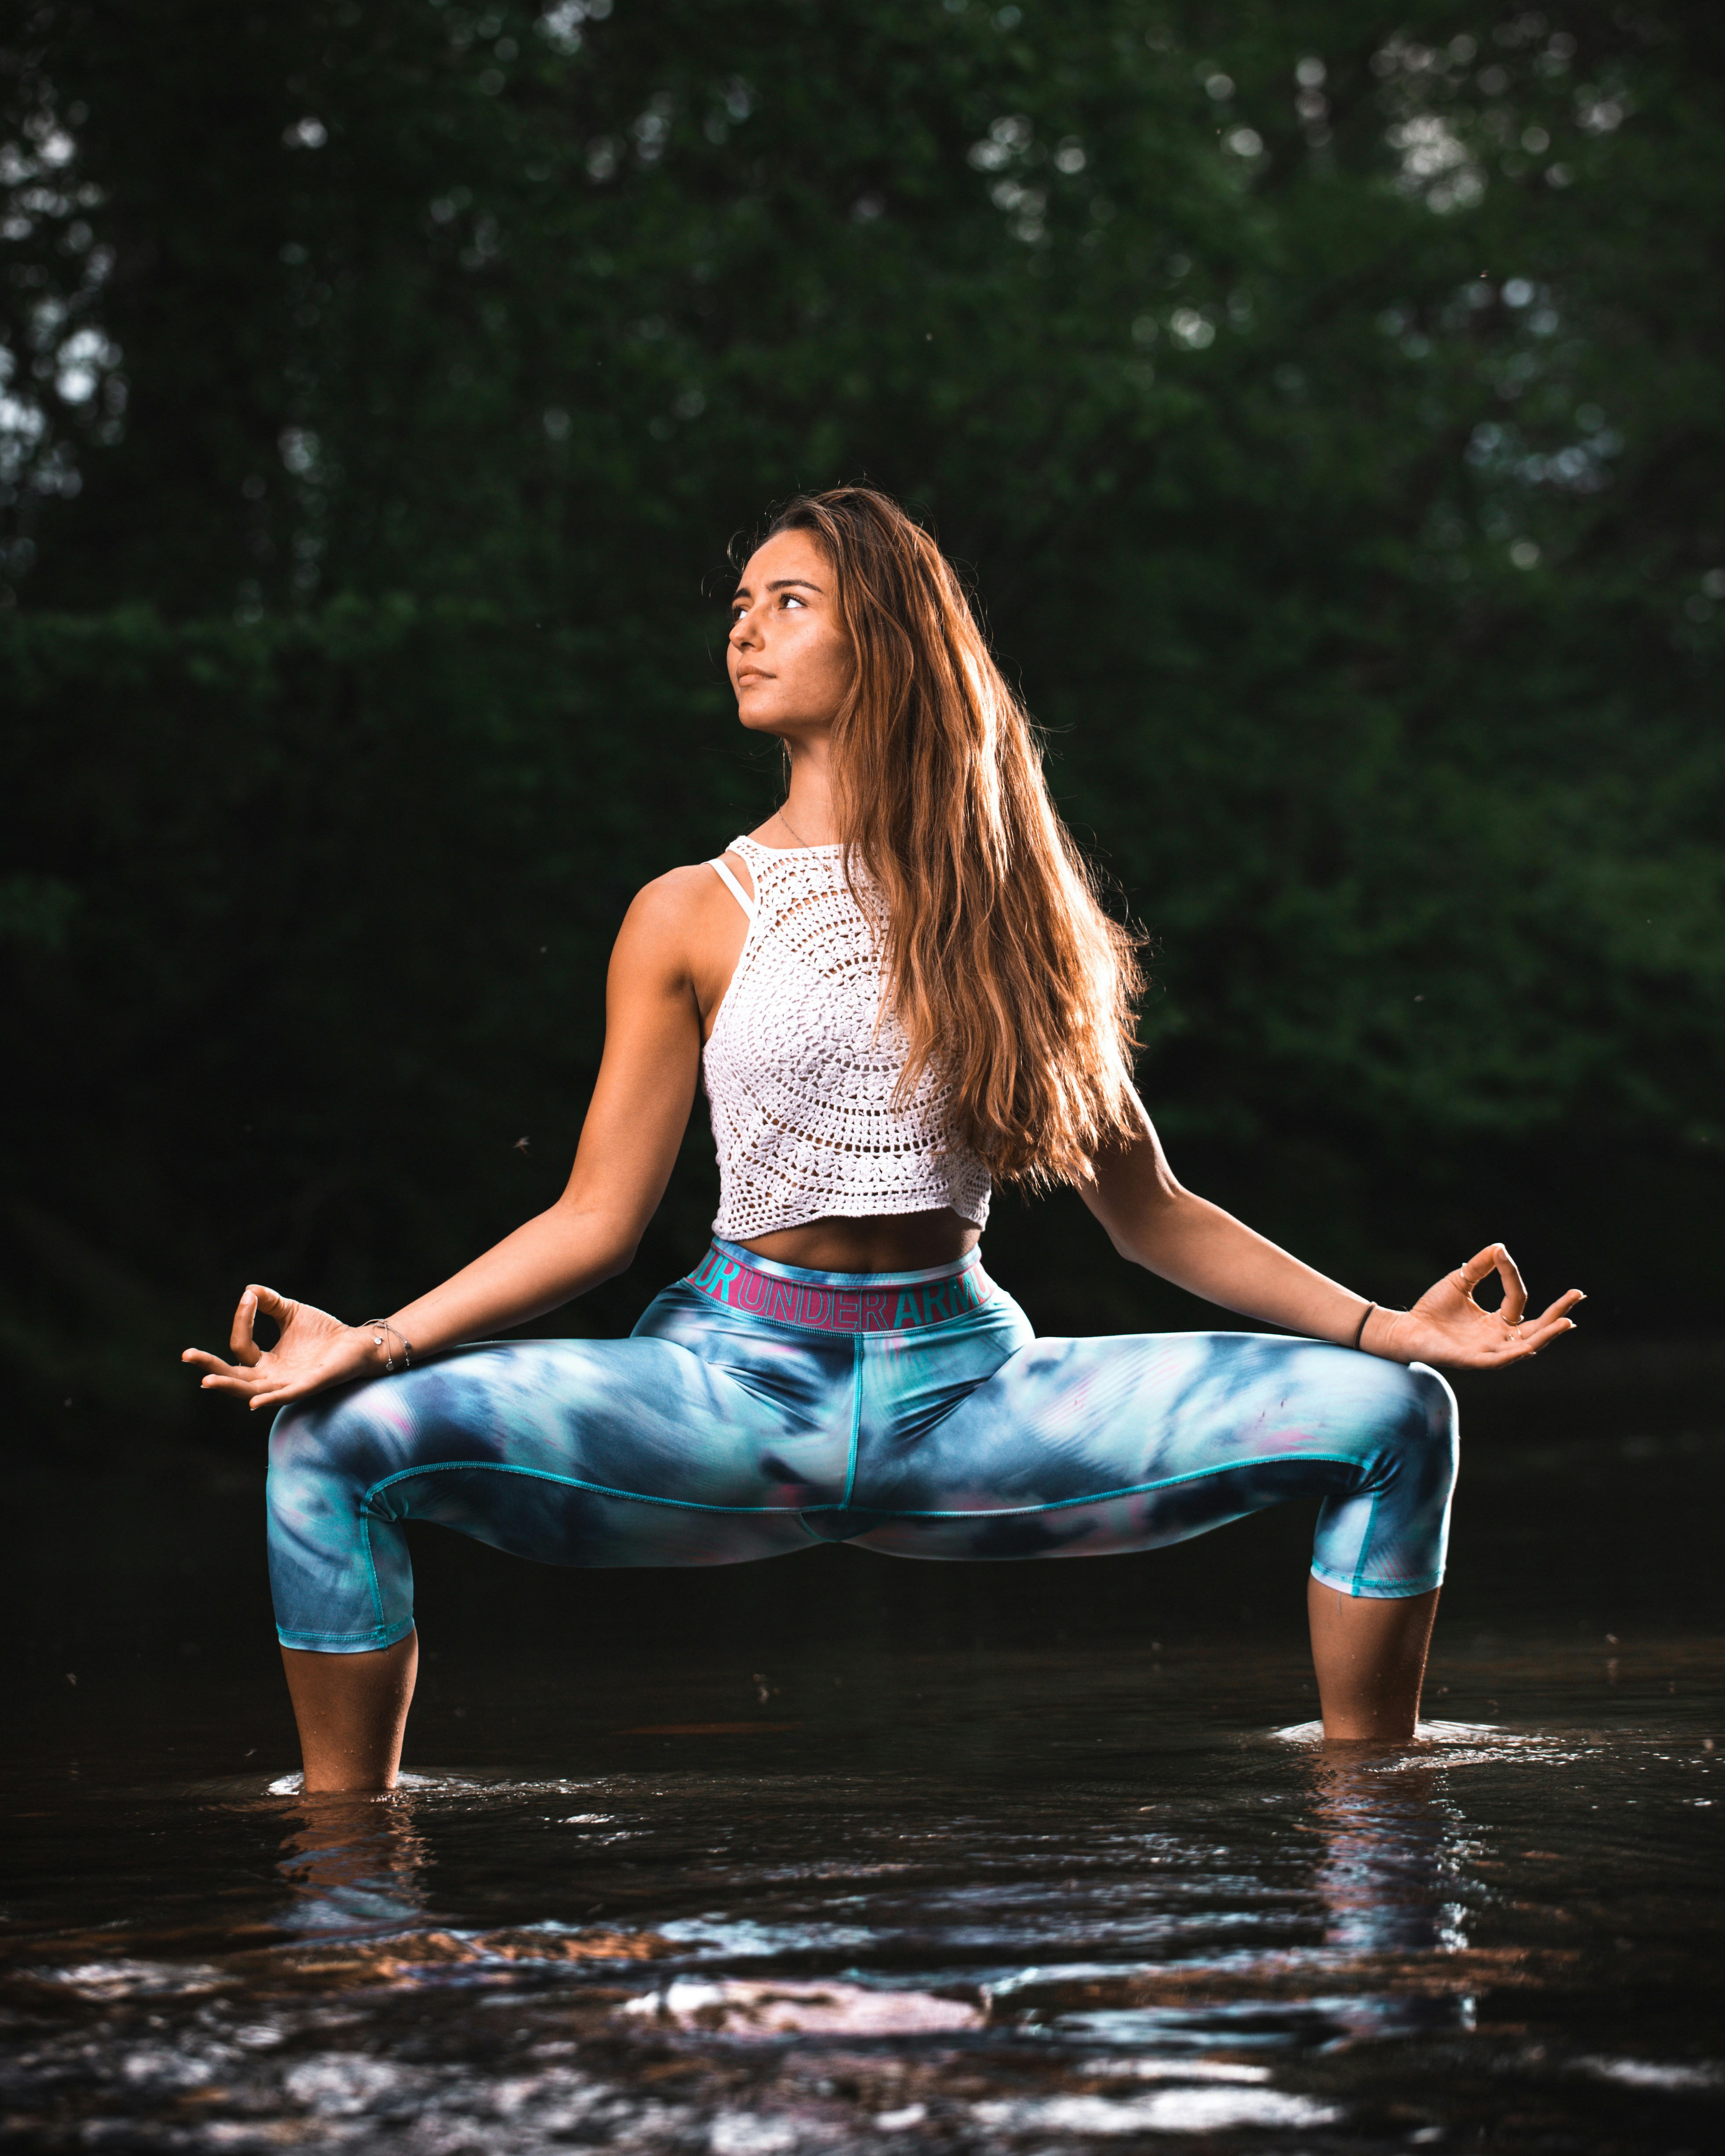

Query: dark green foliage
left=2, top=0, right=1721, bottom=1423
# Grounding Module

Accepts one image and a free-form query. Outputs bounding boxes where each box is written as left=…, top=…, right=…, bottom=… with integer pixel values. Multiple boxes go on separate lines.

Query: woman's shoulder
left=612, top=853, right=752, bottom=958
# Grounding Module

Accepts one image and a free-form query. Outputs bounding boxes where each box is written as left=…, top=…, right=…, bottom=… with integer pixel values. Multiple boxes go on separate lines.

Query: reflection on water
left=4, top=1407, right=1723, bottom=2148
left=1307, top=1753, right=1471, bottom=2047
left=4, top=1700, right=1720, bottom=2151
left=1311, top=1757, right=1460, bottom=1958
left=276, top=1794, right=433, bottom=1934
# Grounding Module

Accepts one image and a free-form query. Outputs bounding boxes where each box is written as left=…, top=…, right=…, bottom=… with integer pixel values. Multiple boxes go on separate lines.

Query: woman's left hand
left=182, top=1285, right=380, bottom=1411
left=1368, top=1244, right=1583, bottom=1368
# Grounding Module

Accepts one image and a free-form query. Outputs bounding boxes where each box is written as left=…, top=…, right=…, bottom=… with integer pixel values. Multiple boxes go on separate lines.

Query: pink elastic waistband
left=683, top=1245, right=993, bottom=1333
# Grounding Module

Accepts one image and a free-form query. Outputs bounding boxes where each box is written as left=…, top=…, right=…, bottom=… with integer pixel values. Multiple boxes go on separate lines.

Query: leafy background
left=2, top=0, right=1721, bottom=1434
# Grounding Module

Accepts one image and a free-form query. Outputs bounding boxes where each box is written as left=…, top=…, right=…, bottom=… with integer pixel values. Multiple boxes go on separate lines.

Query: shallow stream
left=5, top=1351, right=1721, bottom=2152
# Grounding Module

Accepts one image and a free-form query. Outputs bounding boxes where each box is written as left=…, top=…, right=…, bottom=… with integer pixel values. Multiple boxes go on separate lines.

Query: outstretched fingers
left=1528, top=1287, right=1585, bottom=1339
left=1535, top=1287, right=1585, bottom=1325
left=181, top=1345, right=252, bottom=1383
left=1495, top=1288, right=1585, bottom=1361
left=179, top=1354, right=312, bottom=1406
left=181, top=1352, right=264, bottom=1394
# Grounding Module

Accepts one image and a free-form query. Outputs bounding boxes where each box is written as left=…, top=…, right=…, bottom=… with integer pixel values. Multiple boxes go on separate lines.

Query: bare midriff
left=740, top=1208, right=982, bottom=1274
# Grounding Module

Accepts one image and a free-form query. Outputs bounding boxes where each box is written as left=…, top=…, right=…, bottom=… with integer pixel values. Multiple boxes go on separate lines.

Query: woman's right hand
left=182, top=1286, right=380, bottom=1413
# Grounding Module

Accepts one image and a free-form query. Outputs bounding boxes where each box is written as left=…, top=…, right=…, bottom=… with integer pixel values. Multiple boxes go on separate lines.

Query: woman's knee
left=1388, top=1361, right=1459, bottom=1494
left=268, top=1387, right=392, bottom=1512
left=267, top=1393, right=414, bottom=1651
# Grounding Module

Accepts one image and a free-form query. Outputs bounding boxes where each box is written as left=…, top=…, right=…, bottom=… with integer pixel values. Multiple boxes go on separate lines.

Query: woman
left=185, top=487, right=1581, bottom=1791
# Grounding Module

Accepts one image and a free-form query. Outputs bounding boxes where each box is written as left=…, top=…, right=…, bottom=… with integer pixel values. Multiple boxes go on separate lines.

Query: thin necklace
left=776, top=805, right=814, bottom=848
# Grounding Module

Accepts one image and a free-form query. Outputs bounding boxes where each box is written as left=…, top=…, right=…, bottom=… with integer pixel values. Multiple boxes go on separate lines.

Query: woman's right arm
left=182, top=865, right=741, bottom=1412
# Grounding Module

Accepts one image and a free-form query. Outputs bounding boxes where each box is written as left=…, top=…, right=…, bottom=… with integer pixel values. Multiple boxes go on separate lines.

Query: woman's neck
left=776, top=730, right=841, bottom=845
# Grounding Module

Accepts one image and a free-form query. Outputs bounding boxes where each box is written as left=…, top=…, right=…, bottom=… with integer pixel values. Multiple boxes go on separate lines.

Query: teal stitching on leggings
left=266, top=1241, right=1457, bottom=1652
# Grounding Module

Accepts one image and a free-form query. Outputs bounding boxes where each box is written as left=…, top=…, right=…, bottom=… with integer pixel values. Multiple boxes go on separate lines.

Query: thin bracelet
left=1350, top=1302, right=1376, bottom=1351
left=363, top=1319, right=415, bottom=1372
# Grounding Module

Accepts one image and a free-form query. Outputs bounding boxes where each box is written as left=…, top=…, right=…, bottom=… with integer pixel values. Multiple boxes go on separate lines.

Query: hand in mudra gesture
left=1373, top=1243, right=1582, bottom=1369
left=182, top=1285, right=382, bottom=1412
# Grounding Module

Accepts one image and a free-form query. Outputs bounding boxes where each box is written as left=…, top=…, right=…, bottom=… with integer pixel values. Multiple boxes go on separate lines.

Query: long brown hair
left=760, top=486, right=1147, bottom=1186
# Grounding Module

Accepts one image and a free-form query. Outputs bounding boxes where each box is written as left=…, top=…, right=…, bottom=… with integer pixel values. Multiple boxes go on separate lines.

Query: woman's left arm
left=1080, top=1120, right=1582, bottom=1370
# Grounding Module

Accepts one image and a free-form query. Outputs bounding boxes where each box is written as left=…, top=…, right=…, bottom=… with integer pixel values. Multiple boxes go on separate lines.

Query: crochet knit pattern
left=703, top=834, right=992, bottom=1240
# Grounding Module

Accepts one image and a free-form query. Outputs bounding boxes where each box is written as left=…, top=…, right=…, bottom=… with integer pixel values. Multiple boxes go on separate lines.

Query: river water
left=4, top=1348, right=1721, bottom=2152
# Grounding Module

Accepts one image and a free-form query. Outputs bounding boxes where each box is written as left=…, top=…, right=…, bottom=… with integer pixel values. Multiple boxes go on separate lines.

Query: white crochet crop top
left=702, top=834, right=992, bottom=1241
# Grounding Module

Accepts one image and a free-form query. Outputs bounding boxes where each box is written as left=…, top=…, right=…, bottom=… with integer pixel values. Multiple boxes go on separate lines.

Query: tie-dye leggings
left=267, top=1242, right=1457, bottom=1652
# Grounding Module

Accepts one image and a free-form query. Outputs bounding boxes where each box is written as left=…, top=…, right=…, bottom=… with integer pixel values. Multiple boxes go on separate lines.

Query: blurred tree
left=1, top=0, right=1720, bottom=1424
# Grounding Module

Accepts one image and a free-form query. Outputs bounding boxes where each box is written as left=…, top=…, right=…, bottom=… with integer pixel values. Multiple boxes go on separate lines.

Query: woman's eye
left=781, top=593, right=805, bottom=609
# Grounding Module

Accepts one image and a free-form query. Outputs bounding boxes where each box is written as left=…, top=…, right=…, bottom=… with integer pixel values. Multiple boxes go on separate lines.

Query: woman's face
left=727, top=529, right=853, bottom=738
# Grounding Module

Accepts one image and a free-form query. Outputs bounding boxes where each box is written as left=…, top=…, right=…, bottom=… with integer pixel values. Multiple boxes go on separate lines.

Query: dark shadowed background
left=3, top=0, right=1721, bottom=1446
left=4, top=18, right=1723, bottom=2149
